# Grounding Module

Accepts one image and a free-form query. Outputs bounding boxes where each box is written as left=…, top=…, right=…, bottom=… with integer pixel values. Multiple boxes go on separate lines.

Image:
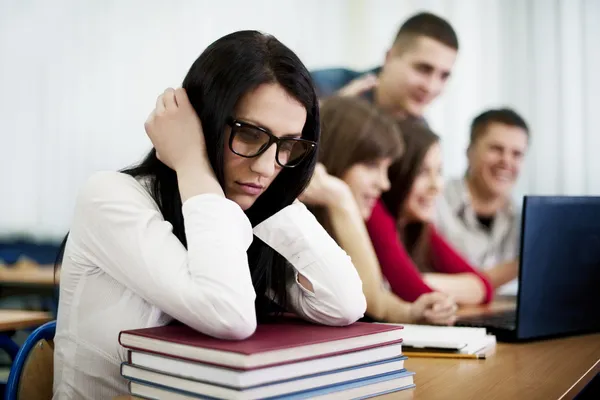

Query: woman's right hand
left=410, top=292, right=458, bottom=325
left=145, top=88, right=223, bottom=201
left=144, top=88, right=210, bottom=173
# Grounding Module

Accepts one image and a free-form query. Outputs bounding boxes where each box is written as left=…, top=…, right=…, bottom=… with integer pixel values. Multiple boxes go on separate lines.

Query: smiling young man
left=435, top=108, right=530, bottom=294
left=311, top=12, right=458, bottom=121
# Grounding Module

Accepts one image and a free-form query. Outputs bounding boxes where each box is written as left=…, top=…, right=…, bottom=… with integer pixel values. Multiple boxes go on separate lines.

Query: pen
left=404, top=352, right=486, bottom=359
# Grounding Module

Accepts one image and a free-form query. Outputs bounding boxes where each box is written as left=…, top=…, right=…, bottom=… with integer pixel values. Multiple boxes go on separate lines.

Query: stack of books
left=118, top=319, right=415, bottom=399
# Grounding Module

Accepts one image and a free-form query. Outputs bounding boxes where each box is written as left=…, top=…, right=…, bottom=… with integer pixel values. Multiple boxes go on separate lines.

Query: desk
left=380, top=333, right=600, bottom=400
left=0, top=309, right=53, bottom=359
left=0, top=309, right=52, bottom=332
left=0, top=262, right=57, bottom=286
left=114, top=299, right=599, bottom=400
left=0, top=263, right=58, bottom=306
left=115, top=333, right=600, bottom=400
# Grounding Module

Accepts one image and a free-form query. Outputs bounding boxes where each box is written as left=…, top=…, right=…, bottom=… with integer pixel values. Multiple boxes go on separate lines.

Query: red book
left=119, top=319, right=403, bottom=370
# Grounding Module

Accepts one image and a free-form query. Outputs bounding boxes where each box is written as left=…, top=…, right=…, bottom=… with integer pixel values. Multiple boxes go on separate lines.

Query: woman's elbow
left=194, top=294, right=258, bottom=340
left=205, top=309, right=257, bottom=340
left=332, top=289, right=367, bottom=326
left=476, top=275, right=494, bottom=305
left=480, top=286, right=494, bottom=305
left=462, top=276, right=490, bottom=305
left=217, top=317, right=257, bottom=340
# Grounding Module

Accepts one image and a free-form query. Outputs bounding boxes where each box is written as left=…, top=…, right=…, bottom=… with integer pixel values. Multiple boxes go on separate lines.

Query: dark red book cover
left=120, top=319, right=402, bottom=354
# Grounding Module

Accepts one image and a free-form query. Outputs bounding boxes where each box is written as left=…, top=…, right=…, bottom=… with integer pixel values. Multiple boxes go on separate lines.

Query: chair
left=4, top=320, right=56, bottom=400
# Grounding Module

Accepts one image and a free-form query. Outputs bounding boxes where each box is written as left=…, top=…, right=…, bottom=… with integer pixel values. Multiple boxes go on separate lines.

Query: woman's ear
left=466, top=144, right=473, bottom=163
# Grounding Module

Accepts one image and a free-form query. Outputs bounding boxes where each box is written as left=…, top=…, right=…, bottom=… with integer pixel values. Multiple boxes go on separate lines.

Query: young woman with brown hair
left=301, top=96, right=457, bottom=324
left=366, top=120, right=494, bottom=306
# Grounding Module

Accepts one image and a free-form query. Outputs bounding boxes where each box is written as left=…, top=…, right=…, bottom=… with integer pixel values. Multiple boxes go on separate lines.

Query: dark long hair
left=381, top=119, right=439, bottom=271
left=55, top=31, right=320, bottom=319
left=311, top=96, right=403, bottom=237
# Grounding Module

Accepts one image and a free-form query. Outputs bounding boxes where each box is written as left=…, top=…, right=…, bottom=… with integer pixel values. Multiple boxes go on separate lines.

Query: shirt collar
left=457, top=176, right=516, bottom=217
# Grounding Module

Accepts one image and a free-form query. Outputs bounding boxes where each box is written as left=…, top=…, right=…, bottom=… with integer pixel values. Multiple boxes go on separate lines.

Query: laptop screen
left=516, top=196, right=600, bottom=339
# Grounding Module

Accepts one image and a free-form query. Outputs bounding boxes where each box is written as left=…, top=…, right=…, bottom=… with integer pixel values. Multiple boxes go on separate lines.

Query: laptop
left=456, top=196, right=600, bottom=342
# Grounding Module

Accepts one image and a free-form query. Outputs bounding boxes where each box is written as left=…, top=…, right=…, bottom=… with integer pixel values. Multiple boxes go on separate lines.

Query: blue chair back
left=4, top=320, right=56, bottom=400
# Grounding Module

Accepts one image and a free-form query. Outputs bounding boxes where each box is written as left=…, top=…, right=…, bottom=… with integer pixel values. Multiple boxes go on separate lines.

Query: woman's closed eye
left=236, top=128, right=264, bottom=143
left=278, top=139, right=297, bottom=153
left=363, top=160, right=379, bottom=169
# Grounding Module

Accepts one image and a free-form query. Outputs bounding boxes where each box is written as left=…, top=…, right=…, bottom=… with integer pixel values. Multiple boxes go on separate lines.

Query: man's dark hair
left=393, top=12, right=459, bottom=51
left=470, top=108, right=530, bottom=146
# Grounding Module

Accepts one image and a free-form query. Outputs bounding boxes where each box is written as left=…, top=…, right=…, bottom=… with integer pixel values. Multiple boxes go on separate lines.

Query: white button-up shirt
left=52, top=171, right=366, bottom=399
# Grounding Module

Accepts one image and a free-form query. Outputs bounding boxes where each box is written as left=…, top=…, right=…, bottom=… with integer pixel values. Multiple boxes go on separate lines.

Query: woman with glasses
left=53, top=31, right=366, bottom=398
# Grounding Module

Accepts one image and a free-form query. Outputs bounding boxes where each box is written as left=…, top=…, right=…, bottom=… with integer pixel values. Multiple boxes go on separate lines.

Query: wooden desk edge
left=0, top=264, right=58, bottom=286
left=0, top=310, right=53, bottom=332
left=113, top=358, right=600, bottom=400
left=558, top=358, right=600, bottom=400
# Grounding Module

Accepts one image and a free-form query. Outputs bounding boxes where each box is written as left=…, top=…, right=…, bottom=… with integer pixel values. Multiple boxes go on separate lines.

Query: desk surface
left=113, top=299, right=599, bottom=400
left=115, top=333, right=600, bottom=400
left=0, top=263, right=57, bottom=286
left=382, top=333, right=600, bottom=400
left=0, top=309, right=53, bottom=332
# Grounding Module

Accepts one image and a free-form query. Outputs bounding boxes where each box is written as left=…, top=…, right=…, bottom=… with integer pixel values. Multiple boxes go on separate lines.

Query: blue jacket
left=310, top=66, right=429, bottom=127
left=310, top=66, right=381, bottom=99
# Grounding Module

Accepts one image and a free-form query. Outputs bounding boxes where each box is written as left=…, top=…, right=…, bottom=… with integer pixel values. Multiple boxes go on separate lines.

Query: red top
left=366, top=200, right=494, bottom=304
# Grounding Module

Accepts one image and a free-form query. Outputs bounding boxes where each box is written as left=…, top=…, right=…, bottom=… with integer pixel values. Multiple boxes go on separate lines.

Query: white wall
left=1, top=0, right=599, bottom=240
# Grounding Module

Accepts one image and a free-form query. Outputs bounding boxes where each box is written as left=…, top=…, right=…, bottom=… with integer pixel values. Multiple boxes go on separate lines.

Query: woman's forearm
left=484, top=260, right=519, bottom=288
left=423, top=272, right=486, bottom=305
left=325, top=193, right=414, bottom=323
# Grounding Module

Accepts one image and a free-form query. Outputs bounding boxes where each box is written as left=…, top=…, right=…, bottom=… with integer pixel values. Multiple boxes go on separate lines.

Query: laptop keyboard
left=457, top=310, right=517, bottom=330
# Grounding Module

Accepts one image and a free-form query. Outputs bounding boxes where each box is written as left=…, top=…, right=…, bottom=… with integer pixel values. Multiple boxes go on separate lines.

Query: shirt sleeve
left=365, top=200, right=435, bottom=302
left=429, top=228, right=495, bottom=303
left=433, top=193, right=453, bottom=238
left=506, top=210, right=522, bottom=261
left=252, top=201, right=366, bottom=326
left=71, top=171, right=257, bottom=340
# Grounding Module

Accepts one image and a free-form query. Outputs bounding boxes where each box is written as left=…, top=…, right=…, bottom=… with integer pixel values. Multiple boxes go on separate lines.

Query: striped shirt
left=435, top=178, right=521, bottom=295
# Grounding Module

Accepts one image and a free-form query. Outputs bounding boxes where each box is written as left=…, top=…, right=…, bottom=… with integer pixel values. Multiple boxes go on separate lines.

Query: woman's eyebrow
left=235, top=117, right=271, bottom=132
left=281, top=132, right=302, bottom=139
left=236, top=116, right=302, bottom=138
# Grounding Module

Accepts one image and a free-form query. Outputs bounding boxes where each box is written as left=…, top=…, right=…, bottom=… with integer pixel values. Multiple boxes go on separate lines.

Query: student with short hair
left=366, top=120, right=494, bottom=306
left=301, top=96, right=457, bottom=325
left=436, top=108, right=530, bottom=294
left=52, top=31, right=366, bottom=399
left=312, top=12, right=459, bottom=120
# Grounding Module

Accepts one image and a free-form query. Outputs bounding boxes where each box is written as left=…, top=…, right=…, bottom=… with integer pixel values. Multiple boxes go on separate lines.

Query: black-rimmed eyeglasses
left=227, top=118, right=316, bottom=168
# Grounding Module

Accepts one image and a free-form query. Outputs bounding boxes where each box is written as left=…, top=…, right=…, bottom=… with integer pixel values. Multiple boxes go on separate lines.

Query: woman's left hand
left=299, top=163, right=352, bottom=207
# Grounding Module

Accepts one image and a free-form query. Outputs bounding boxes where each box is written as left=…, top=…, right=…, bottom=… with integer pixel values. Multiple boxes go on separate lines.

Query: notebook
left=119, top=319, right=404, bottom=370
left=377, top=323, right=495, bottom=357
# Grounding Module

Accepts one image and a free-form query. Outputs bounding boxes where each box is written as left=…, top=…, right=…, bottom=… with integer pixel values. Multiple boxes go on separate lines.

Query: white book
left=127, top=342, right=404, bottom=388
left=378, top=323, right=495, bottom=353
left=122, top=357, right=406, bottom=400
left=128, top=369, right=415, bottom=400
